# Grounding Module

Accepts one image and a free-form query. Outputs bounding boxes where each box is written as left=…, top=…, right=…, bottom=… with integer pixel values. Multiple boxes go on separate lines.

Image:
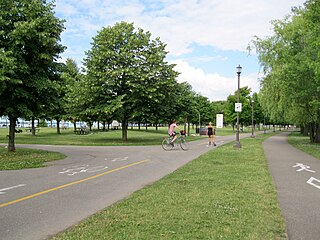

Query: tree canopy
left=250, top=0, right=320, bottom=142
left=0, top=0, right=65, bottom=150
left=83, top=22, right=179, bottom=142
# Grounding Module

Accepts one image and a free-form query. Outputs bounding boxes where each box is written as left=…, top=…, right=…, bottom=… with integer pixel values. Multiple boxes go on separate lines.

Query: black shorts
left=169, top=132, right=176, bottom=137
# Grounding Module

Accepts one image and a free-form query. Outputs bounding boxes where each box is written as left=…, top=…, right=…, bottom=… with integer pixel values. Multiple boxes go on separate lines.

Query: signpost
left=235, top=103, right=242, bottom=112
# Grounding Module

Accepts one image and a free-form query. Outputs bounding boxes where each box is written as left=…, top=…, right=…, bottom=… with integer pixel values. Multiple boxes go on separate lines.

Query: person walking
left=207, top=122, right=216, bottom=146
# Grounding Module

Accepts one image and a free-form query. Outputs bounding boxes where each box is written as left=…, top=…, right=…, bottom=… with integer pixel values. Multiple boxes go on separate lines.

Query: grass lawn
left=288, top=131, right=320, bottom=160
left=0, top=127, right=189, bottom=146
left=0, top=147, right=66, bottom=170
left=0, top=126, right=240, bottom=146
left=52, top=133, right=286, bottom=240
left=0, top=126, right=237, bottom=171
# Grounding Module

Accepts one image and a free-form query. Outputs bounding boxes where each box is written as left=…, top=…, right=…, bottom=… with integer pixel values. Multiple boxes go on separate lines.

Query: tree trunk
left=300, top=125, right=304, bottom=135
left=31, top=117, right=36, bottom=136
left=122, top=118, right=128, bottom=142
left=310, top=123, right=315, bottom=143
left=73, top=121, right=77, bottom=131
left=315, top=123, right=320, bottom=143
left=8, top=116, right=17, bottom=152
left=56, top=119, right=61, bottom=134
left=309, top=122, right=320, bottom=143
left=303, top=124, right=309, bottom=136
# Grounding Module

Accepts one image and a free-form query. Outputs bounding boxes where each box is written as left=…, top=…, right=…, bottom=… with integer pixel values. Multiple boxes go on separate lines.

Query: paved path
left=263, top=132, right=320, bottom=240
left=3, top=131, right=317, bottom=240
left=0, top=134, right=240, bottom=240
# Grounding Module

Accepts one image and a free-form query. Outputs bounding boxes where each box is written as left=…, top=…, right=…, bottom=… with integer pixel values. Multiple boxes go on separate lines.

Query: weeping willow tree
left=250, top=0, right=320, bottom=143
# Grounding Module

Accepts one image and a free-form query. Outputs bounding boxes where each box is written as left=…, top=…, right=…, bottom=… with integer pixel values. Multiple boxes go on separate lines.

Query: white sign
left=216, top=114, right=223, bottom=128
left=235, top=103, right=242, bottom=112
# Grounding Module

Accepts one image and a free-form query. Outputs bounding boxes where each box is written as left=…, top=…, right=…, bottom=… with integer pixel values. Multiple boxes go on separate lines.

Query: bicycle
left=162, top=130, right=189, bottom=151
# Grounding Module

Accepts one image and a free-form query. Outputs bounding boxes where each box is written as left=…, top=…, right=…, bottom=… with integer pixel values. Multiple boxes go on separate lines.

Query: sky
left=54, top=0, right=306, bottom=101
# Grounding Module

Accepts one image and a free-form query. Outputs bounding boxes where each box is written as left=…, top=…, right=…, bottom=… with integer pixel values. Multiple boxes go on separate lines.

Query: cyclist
left=168, top=119, right=181, bottom=145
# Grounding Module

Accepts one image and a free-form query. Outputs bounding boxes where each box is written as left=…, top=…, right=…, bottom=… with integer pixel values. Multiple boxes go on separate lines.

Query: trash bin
left=199, top=128, right=207, bottom=135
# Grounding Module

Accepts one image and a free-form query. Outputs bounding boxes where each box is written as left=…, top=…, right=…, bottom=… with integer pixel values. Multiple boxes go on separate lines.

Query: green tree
left=211, top=101, right=227, bottom=115
left=167, top=81, right=199, bottom=134
left=251, top=0, right=320, bottom=142
left=252, top=92, right=264, bottom=129
left=0, top=0, right=65, bottom=151
left=62, top=58, right=86, bottom=130
left=83, top=22, right=179, bottom=142
left=225, top=87, right=252, bottom=130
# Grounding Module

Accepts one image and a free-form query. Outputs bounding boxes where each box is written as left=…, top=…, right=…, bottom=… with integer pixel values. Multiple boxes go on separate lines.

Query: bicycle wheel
left=180, top=137, right=189, bottom=151
left=162, top=138, right=173, bottom=151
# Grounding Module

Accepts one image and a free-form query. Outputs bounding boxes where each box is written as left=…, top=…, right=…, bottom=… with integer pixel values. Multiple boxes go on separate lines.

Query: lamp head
left=236, top=64, right=242, bottom=75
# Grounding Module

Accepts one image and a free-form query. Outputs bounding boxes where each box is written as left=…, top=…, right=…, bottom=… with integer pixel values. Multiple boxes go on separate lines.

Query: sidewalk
left=263, top=132, right=320, bottom=240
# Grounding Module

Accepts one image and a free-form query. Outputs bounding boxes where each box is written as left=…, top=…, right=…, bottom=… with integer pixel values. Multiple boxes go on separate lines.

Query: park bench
left=74, top=127, right=89, bottom=135
left=25, top=128, right=40, bottom=133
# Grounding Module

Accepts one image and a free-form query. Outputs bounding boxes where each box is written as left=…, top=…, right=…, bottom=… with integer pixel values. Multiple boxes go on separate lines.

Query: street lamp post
left=199, top=112, right=201, bottom=133
left=234, top=65, right=242, bottom=148
left=251, top=98, right=255, bottom=138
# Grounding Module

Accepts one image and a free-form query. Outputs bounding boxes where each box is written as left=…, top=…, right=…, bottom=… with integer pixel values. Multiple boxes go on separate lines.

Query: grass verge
left=287, top=131, right=320, bottom=160
left=0, top=146, right=66, bottom=170
left=0, top=127, right=240, bottom=146
left=0, top=127, right=235, bottom=171
left=52, top=133, right=286, bottom=240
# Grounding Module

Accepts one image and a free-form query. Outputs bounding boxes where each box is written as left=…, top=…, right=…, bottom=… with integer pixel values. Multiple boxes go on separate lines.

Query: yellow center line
left=0, top=159, right=149, bottom=208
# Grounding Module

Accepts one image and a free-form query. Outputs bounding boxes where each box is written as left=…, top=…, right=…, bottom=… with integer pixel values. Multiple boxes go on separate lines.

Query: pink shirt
left=168, top=123, right=177, bottom=135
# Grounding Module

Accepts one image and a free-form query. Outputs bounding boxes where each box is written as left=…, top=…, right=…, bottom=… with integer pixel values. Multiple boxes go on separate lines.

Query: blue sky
left=54, top=0, right=306, bottom=101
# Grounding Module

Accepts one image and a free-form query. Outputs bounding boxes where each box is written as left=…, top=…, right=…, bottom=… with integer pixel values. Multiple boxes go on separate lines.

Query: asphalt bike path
left=263, top=132, right=320, bottom=240
left=0, top=134, right=243, bottom=240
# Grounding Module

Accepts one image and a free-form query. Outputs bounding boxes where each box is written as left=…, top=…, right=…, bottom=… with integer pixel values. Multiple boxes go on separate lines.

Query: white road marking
left=292, top=163, right=316, bottom=173
left=307, top=177, right=320, bottom=190
left=111, top=157, right=128, bottom=162
left=0, top=184, right=26, bottom=194
left=59, top=165, right=109, bottom=176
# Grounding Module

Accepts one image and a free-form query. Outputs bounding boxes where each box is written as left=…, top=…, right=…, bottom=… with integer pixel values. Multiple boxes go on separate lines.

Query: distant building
left=0, top=116, right=31, bottom=128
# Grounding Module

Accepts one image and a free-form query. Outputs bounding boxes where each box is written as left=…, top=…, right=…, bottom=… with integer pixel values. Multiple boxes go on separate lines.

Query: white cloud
left=55, top=0, right=305, bottom=100
left=121, top=0, right=306, bottom=55
left=173, top=59, right=261, bottom=101
left=56, top=0, right=305, bottom=55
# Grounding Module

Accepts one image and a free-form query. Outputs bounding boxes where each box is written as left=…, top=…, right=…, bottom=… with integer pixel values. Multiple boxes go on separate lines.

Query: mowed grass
left=0, top=127, right=205, bottom=146
left=52, top=133, right=286, bottom=240
left=0, top=126, right=229, bottom=170
left=0, top=147, right=66, bottom=170
left=0, top=126, right=240, bottom=146
left=288, top=131, right=320, bottom=159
